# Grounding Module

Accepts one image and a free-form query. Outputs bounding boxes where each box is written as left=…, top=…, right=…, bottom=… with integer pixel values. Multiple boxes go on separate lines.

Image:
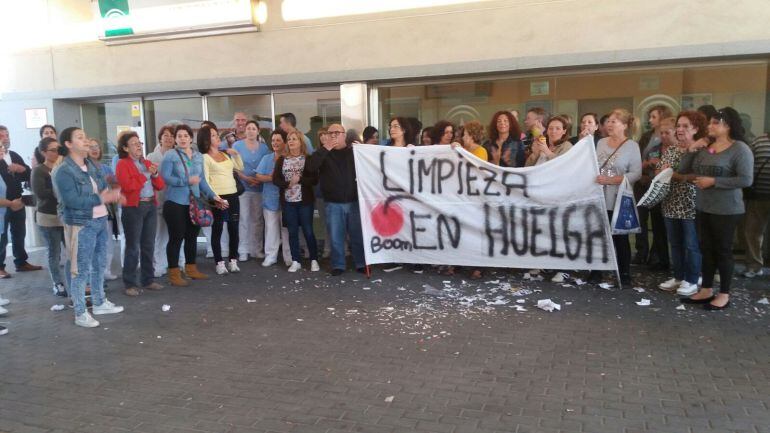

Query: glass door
left=81, top=100, right=143, bottom=164
left=144, top=97, right=204, bottom=153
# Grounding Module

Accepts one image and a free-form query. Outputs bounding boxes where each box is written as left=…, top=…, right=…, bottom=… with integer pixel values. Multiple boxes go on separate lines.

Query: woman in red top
left=115, top=132, right=165, bottom=296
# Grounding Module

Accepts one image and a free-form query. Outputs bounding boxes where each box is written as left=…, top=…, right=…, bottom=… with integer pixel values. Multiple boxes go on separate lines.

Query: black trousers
left=609, top=211, right=632, bottom=279
left=211, top=193, right=240, bottom=262
left=163, top=201, right=199, bottom=268
left=649, top=204, right=670, bottom=266
left=698, top=212, right=742, bottom=293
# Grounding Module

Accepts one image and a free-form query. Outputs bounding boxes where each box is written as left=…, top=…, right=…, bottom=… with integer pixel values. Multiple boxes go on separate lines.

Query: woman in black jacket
left=273, top=130, right=319, bottom=273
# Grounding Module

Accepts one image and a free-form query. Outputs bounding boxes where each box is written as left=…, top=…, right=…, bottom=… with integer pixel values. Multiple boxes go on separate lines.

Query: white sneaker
left=238, top=254, right=249, bottom=262
left=743, top=269, right=764, bottom=278
left=104, top=272, right=118, bottom=281
left=92, top=299, right=124, bottom=315
left=227, top=259, right=240, bottom=273
left=0, top=305, right=7, bottom=316
left=288, top=261, right=302, bottom=272
left=659, top=278, right=681, bottom=291
left=75, top=311, right=100, bottom=327
left=676, top=281, right=698, bottom=296
left=262, top=258, right=277, bottom=267
left=550, top=272, right=567, bottom=283
left=0, top=297, right=9, bottom=307
left=216, top=261, right=229, bottom=275
left=311, top=260, right=320, bottom=272
left=0, top=325, right=7, bottom=336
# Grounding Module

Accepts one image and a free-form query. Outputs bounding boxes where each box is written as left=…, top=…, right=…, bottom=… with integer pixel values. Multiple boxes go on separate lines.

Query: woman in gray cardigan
left=678, top=107, right=754, bottom=310
left=31, top=137, right=67, bottom=297
left=592, top=108, right=642, bottom=286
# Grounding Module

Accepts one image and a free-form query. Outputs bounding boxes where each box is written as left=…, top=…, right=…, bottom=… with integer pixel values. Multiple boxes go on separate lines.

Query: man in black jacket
left=0, top=126, right=42, bottom=278
left=307, top=123, right=365, bottom=276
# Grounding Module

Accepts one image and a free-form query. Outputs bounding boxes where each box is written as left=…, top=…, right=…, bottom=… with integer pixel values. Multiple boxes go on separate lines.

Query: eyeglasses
left=327, top=131, right=344, bottom=137
left=45, top=147, right=60, bottom=153
left=389, top=125, right=402, bottom=130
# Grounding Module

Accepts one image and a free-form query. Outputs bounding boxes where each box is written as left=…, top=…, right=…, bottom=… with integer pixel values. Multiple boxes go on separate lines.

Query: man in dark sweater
left=0, top=126, right=42, bottom=278
left=307, top=123, right=365, bottom=276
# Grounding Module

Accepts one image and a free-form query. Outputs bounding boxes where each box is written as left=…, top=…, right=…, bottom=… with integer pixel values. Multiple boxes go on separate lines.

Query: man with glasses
left=307, top=124, right=365, bottom=276
left=0, top=126, right=41, bottom=278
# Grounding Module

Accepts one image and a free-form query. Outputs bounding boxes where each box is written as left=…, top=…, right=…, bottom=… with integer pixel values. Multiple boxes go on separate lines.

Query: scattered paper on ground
left=537, top=299, right=561, bottom=312
left=636, top=298, right=651, bottom=306
left=50, top=304, right=65, bottom=311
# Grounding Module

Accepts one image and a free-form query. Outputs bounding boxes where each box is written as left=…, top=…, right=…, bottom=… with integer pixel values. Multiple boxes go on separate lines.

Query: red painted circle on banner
left=371, top=201, right=404, bottom=237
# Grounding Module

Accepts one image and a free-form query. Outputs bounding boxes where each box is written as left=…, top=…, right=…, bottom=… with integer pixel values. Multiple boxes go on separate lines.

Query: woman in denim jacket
left=160, top=124, right=226, bottom=286
left=52, top=127, right=125, bottom=328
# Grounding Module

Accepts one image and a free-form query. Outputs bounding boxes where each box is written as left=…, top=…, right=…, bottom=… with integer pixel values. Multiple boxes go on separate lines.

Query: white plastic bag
left=611, top=176, right=641, bottom=235
left=638, top=168, right=673, bottom=208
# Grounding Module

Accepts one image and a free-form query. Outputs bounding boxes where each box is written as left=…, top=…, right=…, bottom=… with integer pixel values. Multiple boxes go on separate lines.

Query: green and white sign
left=97, top=0, right=134, bottom=37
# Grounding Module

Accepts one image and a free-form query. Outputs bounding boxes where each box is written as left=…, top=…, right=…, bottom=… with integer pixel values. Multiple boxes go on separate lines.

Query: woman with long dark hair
left=53, top=127, right=124, bottom=328
left=678, top=107, right=754, bottom=310
left=256, top=129, right=292, bottom=267
left=199, top=125, right=243, bottom=275
left=160, top=124, right=227, bottom=286
left=31, top=137, right=67, bottom=297
left=484, top=111, right=525, bottom=167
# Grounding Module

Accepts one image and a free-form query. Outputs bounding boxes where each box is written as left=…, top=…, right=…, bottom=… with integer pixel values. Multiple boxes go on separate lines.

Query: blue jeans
left=39, top=225, right=65, bottom=287
left=66, top=217, right=108, bottom=316
left=325, top=202, right=365, bottom=270
left=283, top=202, right=318, bottom=262
left=122, top=202, right=157, bottom=287
left=0, top=207, right=29, bottom=269
left=664, top=217, right=701, bottom=284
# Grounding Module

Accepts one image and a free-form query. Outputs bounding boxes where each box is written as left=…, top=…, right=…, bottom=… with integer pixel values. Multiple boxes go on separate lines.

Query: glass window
left=378, top=60, right=770, bottom=143
left=274, top=90, right=341, bottom=147
left=207, top=94, right=273, bottom=142
left=144, top=98, right=203, bottom=153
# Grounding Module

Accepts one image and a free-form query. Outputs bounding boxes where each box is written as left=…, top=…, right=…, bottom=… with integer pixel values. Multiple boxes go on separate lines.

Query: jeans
left=39, top=225, right=65, bottom=287
left=211, top=193, right=240, bottom=262
left=664, top=217, right=701, bottom=284
left=163, top=201, right=199, bottom=268
left=0, top=207, right=29, bottom=269
left=699, top=212, right=742, bottom=293
left=325, top=202, right=365, bottom=270
left=64, top=217, right=108, bottom=316
left=122, top=202, right=157, bottom=287
left=238, top=191, right=265, bottom=257
left=283, top=202, right=317, bottom=262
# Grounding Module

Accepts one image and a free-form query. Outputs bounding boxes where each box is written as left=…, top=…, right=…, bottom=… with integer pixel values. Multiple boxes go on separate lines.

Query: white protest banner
left=353, top=137, right=618, bottom=272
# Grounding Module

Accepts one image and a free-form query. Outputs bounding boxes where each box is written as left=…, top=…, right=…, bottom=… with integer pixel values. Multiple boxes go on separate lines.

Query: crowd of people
left=0, top=103, right=767, bottom=332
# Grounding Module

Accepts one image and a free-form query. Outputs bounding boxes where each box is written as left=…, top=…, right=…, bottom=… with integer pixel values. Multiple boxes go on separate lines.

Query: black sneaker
left=330, top=269, right=344, bottom=276
left=53, top=283, right=68, bottom=297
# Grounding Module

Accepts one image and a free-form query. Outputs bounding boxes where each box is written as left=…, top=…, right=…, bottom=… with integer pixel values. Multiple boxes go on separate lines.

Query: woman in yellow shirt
left=455, top=121, right=489, bottom=161
left=198, top=125, right=244, bottom=275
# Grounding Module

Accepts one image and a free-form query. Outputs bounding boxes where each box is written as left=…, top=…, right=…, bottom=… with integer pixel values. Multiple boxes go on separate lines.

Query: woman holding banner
left=592, top=108, right=642, bottom=286
left=678, top=107, right=754, bottom=310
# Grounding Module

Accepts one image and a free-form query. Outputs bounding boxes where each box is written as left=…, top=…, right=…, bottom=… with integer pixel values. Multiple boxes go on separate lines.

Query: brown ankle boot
left=184, top=264, right=209, bottom=280
left=168, top=268, right=189, bottom=287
